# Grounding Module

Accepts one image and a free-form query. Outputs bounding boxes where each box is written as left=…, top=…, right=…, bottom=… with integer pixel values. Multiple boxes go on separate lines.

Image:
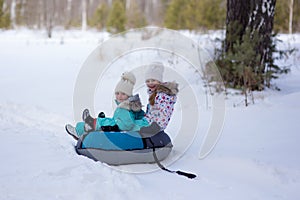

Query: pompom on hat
left=114, top=71, right=136, bottom=96
left=145, top=62, right=164, bottom=82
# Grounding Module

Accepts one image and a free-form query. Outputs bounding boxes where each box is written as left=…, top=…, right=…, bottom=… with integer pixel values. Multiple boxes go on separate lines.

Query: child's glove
left=98, top=112, right=105, bottom=118
left=101, top=125, right=120, bottom=132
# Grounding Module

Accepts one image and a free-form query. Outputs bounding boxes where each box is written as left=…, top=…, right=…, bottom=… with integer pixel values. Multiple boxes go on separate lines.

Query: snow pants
left=75, top=117, right=116, bottom=136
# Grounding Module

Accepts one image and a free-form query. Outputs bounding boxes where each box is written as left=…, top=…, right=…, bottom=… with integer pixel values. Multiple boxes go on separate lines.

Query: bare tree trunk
left=67, top=0, right=72, bottom=16
left=249, top=0, right=276, bottom=78
left=81, top=0, right=87, bottom=31
left=44, top=0, right=55, bottom=38
left=225, top=0, right=251, bottom=52
left=2, top=0, right=7, bottom=11
left=15, top=0, right=26, bottom=26
left=10, top=0, right=16, bottom=28
left=126, top=0, right=131, bottom=10
left=66, top=0, right=72, bottom=28
left=107, top=0, right=112, bottom=7
left=289, top=0, right=294, bottom=34
left=40, top=0, right=44, bottom=28
left=153, top=0, right=163, bottom=25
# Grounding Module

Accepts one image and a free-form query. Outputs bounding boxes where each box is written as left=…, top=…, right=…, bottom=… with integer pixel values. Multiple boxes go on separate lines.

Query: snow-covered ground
left=0, top=29, right=299, bottom=200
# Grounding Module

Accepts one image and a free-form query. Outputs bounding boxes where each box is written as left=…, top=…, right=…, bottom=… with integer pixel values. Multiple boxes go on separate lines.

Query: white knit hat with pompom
left=114, top=71, right=136, bottom=96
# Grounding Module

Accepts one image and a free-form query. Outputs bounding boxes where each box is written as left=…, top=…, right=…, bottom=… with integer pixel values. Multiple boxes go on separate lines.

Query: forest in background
left=0, top=0, right=300, bottom=35
left=1, top=0, right=298, bottom=106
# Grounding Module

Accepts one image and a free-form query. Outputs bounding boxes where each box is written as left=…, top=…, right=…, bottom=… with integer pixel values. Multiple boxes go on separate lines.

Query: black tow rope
left=150, top=140, right=197, bottom=179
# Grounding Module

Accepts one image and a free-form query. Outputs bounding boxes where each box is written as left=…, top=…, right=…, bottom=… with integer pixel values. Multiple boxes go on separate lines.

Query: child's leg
left=75, top=122, right=86, bottom=137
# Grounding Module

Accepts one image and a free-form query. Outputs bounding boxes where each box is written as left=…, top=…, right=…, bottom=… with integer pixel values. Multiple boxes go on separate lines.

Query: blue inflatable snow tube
left=81, top=131, right=144, bottom=150
left=75, top=131, right=173, bottom=165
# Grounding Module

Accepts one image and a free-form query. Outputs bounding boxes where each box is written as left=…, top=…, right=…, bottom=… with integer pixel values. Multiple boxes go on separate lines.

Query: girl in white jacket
left=144, top=62, right=179, bottom=130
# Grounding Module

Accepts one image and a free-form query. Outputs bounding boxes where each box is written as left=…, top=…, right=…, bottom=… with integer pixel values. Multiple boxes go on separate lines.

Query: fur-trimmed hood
left=118, top=99, right=131, bottom=110
left=118, top=99, right=143, bottom=112
left=156, top=81, right=179, bottom=95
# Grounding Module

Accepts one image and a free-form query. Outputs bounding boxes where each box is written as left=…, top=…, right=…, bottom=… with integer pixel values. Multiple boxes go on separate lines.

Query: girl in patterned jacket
left=144, top=62, right=179, bottom=130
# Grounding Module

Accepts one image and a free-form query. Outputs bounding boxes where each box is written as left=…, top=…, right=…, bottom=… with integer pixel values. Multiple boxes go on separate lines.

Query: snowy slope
left=0, top=29, right=299, bottom=200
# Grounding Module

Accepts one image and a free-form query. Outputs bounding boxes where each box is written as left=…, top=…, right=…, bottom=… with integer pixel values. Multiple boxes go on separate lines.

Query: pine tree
left=164, top=0, right=225, bottom=30
left=90, top=2, right=109, bottom=30
left=221, top=0, right=278, bottom=90
left=107, top=0, right=126, bottom=33
left=126, top=0, right=147, bottom=29
left=196, top=0, right=226, bottom=30
left=294, top=0, right=300, bottom=32
left=274, top=0, right=290, bottom=32
left=164, top=0, right=187, bottom=30
left=0, top=0, right=11, bottom=28
left=217, top=28, right=261, bottom=105
left=214, top=0, right=293, bottom=105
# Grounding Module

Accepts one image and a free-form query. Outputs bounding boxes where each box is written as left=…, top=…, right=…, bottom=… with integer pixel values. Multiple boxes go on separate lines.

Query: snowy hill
left=0, top=29, right=299, bottom=200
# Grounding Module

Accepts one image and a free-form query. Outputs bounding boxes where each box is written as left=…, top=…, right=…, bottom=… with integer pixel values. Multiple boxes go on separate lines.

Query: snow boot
left=82, top=109, right=96, bottom=132
left=65, top=124, right=79, bottom=140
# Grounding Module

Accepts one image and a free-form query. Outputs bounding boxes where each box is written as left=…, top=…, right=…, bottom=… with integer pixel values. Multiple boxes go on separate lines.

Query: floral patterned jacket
left=145, top=82, right=179, bottom=130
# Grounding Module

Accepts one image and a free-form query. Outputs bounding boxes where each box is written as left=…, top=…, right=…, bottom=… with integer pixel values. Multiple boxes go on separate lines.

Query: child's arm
left=114, top=108, right=146, bottom=132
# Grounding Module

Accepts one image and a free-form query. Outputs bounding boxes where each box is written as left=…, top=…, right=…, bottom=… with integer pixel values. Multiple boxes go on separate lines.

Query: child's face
left=115, top=92, right=129, bottom=103
left=146, top=79, right=160, bottom=91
